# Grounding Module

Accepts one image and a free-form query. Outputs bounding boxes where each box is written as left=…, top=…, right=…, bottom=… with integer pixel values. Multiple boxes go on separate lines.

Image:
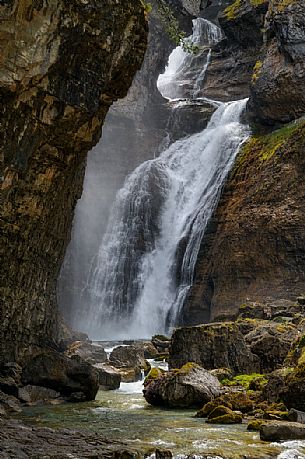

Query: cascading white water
left=157, top=18, right=222, bottom=100
left=82, top=98, right=249, bottom=339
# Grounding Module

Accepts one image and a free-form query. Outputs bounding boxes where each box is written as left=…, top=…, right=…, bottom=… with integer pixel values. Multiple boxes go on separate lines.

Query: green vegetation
left=224, top=0, right=241, bottom=20
left=224, top=0, right=267, bottom=20
left=221, top=373, right=267, bottom=390
left=236, top=120, right=305, bottom=171
left=140, top=0, right=153, bottom=14
left=252, top=60, right=263, bottom=82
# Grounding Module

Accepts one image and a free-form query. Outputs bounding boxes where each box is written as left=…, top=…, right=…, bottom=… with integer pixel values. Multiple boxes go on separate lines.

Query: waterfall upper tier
left=157, top=18, right=223, bottom=101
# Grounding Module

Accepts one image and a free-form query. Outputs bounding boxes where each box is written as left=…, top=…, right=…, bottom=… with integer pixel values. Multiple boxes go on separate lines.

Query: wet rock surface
left=0, top=418, right=138, bottom=459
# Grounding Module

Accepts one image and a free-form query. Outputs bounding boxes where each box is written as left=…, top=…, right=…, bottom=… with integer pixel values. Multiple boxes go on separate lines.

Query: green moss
left=224, top=0, right=241, bottom=20
left=178, top=362, right=199, bottom=374
left=144, top=367, right=164, bottom=386
left=252, top=60, right=263, bottom=82
left=247, top=419, right=267, bottom=431
left=224, top=0, right=266, bottom=20
left=236, top=120, right=305, bottom=170
left=221, top=373, right=267, bottom=390
left=207, top=412, right=242, bottom=424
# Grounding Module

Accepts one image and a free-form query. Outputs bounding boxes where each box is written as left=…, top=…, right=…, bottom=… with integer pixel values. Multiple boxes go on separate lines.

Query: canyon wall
left=182, top=0, right=305, bottom=324
left=0, top=0, right=147, bottom=362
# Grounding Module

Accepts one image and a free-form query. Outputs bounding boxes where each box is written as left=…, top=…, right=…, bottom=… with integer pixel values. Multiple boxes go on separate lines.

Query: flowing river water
left=19, top=348, right=305, bottom=459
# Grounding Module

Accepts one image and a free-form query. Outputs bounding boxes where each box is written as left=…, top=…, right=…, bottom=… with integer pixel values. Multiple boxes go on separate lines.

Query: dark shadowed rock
left=169, top=322, right=260, bottom=374
left=21, top=351, right=99, bottom=401
left=144, top=363, right=221, bottom=408
left=260, top=421, right=305, bottom=442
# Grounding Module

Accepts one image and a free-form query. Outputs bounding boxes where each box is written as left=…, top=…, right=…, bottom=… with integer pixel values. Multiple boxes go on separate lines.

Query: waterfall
left=82, top=98, right=249, bottom=340
left=157, top=18, right=223, bottom=100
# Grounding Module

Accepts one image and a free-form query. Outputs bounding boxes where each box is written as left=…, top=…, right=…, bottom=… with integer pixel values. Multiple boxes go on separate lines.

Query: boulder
left=109, top=345, right=146, bottom=369
left=22, top=351, right=99, bottom=401
left=261, top=369, right=288, bottom=403
left=207, top=405, right=242, bottom=424
left=247, top=420, right=267, bottom=432
left=152, top=335, right=171, bottom=353
left=143, top=363, right=221, bottom=408
left=260, top=421, right=305, bottom=442
left=196, top=391, right=254, bottom=418
left=93, top=364, right=121, bottom=390
left=109, top=345, right=146, bottom=382
left=169, top=322, right=260, bottom=374
left=288, top=408, right=305, bottom=424
left=141, top=342, right=159, bottom=359
left=18, top=385, right=60, bottom=405
left=65, top=341, right=107, bottom=365
left=244, top=322, right=299, bottom=373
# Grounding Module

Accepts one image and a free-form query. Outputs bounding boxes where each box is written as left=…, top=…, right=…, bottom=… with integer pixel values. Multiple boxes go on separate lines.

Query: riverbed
left=19, top=356, right=305, bottom=459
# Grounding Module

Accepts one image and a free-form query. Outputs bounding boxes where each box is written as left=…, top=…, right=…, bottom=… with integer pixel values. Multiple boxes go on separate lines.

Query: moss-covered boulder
left=143, top=363, right=221, bottom=408
left=207, top=408, right=243, bottom=424
left=196, top=391, right=254, bottom=418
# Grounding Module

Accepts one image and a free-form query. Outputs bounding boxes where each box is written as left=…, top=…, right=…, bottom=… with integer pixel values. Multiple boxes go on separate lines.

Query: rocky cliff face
left=0, top=0, right=147, bottom=362
left=183, top=119, right=305, bottom=323
left=182, top=0, right=305, bottom=324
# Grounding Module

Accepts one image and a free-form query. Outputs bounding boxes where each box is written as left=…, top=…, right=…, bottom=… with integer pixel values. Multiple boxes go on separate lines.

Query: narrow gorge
left=1, top=0, right=305, bottom=458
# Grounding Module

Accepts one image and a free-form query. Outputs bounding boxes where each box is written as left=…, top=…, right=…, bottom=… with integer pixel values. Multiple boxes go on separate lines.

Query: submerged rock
left=143, top=363, right=221, bottom=408
left=21, top=351, right=99, bottom=401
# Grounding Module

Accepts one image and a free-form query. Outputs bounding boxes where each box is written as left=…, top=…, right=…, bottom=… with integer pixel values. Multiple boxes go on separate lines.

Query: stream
left=19, top=347, right=305, bottom=459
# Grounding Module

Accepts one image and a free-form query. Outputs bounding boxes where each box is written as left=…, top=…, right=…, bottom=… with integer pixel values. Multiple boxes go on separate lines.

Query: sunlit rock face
left=0, top=0, right=147, bottom=362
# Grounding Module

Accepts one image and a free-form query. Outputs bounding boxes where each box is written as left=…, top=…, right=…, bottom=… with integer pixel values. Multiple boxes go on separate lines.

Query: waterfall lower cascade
left=79, top=18, right=249, bottom=340
left=82, top=98, right=249, bottom=339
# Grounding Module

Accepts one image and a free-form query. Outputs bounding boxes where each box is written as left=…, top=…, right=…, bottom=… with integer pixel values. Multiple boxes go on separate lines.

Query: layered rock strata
left=0, top=0, right=147, bottom=362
